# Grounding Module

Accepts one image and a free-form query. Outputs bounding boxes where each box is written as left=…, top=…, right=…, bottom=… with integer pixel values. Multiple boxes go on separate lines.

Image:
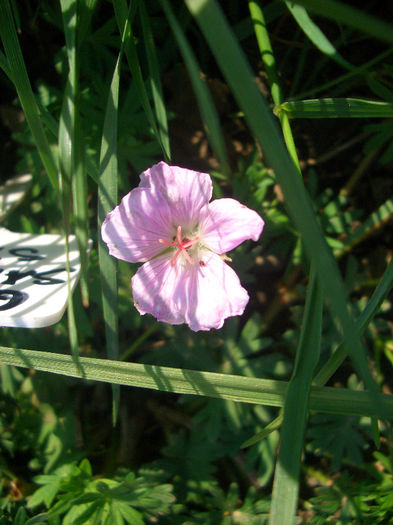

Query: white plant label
left=0, top=228, right=87, bottom=328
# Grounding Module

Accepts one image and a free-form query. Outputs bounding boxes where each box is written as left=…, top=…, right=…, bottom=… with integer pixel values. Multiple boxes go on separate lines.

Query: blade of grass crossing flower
left=97, top=13, right=132, bottom=424
left=59, top=0, right=80, bottom=359
left=248, top=0, right=301, bottom=174
left=0, top=346, right=391, bottom=417
left=113, top=0, right=168, bottom=160
left=285, top=1, right=354, bottom=71
left=277, top=98, right=393, bottom=119
left=185, top=0, right=388, bottom=417
left=0, top=0, right=58, bottom=188
left=270, top=265, right=323, bottom=524
left=139, top=2, right=171, bottom=162
left=160, top=0, right=230, bottom=175
left=292, top=0, right=393, bottom=45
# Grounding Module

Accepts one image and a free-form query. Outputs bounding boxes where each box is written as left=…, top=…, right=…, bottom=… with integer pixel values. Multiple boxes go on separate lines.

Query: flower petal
left=140, top=161, right=213, bottom=230
left=132, top=251, right=249, bottom=331
left=101, top=161, right=214, bottom=263
left=199, top=198, right=264, bottom=254
left=131, top=253, right=190, bottom=325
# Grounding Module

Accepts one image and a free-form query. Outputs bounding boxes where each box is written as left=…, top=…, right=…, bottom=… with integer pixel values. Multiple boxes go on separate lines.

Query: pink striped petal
left=199, top=198, right=264, bottom=254
left=139, top=161, right=212, bottom=230
left=132, top=251, right=249, bottom=331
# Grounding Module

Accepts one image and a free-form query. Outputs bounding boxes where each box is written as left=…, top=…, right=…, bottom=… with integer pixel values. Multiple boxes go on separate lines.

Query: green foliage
left=26, top=460, right=175, bottom=525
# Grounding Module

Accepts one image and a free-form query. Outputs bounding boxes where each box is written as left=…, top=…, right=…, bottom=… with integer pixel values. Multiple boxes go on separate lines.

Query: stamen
left=158, top=225, right=199, bottom=266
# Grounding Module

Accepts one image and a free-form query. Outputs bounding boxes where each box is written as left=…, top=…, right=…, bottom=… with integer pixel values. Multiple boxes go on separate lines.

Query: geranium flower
left=101, top=162, right=264, bottom=331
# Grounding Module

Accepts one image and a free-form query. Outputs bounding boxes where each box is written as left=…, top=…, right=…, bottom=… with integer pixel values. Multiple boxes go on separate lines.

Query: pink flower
left=101, top=162, right=264, bottom=331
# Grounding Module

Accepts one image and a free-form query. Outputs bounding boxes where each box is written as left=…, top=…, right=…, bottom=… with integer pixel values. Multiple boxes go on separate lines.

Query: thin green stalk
left=292, top=0, right=393, bottom=45
left=59, top=0, right=80, bottom=358
left=139, top=1, right=171, bottom=162
left=0, top=0, right=58, bottom=189
left=249, top=0, right=301, bottom=174
left=120, top=324, right=158, bottom=362
left=113, top=0, right=169, bottom=160
left=295, top=47, right=393, bottom=100
left=160, top=0, right=230, bottom=175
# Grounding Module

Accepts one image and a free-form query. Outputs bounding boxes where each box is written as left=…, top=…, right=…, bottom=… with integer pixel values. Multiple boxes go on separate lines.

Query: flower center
left=159, top=225, right=199, bottom=267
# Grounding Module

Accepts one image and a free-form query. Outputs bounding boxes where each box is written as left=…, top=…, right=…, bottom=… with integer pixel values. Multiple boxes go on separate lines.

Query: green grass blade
left=113, top=0, right=168, bottom=160
left=61, top=0, right=90, bottom=308
left=0, top=0, right=58, bottom=189
left=285, top=1, right=354, bottom=70
left=185, top=0, right=388, bottom=417
left=0, top=346, right=391, bottom=418
left=278, top=98, right=393, bottom=119
left=292, top=0, right=393, bottom=45
left=270, top=265, right=323, bottom=524
left=58, top=80, right=79, bottom=359
left=160, top=0, right=230, bottom=175
left=97, top=9, right=132, bottom=425
left=139, top=2, right=171, bottom=162
left=59, top=0, right=80, bottom=359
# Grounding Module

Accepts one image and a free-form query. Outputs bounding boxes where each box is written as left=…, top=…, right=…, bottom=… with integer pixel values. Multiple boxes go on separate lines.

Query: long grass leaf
left=285, top=1, right=354, bottom=70
left=270, top=265, right=323, bottom=524
left=59, top=0, right=79, bottom=358
left=278, top=98, right=393, bottom=119
left=139, top=2, right=171, bottom=162
left=113, top=0, right=168, bottom=160
left=292, top=0, right=393, bottom=45
left=160, top=0, right=230, bottom=175
left=0, top=346, right=391, bottom=418
left=185, top=0, right=388, bottom=417
left=0, top=0, right=58, bottom=188
left=97, top=8, right=133, bottom=425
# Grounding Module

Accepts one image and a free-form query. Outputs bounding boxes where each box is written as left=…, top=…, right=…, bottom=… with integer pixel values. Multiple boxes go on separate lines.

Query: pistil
left=159, top=225, right=199, bottom=266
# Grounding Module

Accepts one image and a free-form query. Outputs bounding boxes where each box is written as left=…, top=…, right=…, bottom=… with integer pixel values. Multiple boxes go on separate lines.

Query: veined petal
left=101, top=186, right=174, bottom=263
left=199, top=198, right=264, bottom=254
left=131, top=251, right=249, bottom=331
left=132, top=253, right=189, bottom=325
left=186, top=252, right=249, bottom=331
left=139, top=161, right=212, bottom=230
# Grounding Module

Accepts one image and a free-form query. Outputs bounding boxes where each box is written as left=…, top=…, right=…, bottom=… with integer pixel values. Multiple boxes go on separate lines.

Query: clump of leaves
left=27, top=459, right=175, bottom=524
left=305, top=451, right=393, bottom=524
